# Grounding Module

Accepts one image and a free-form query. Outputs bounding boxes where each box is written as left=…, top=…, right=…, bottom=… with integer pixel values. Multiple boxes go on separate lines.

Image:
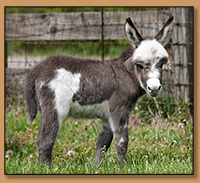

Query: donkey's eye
left=136, top=64, right=144, bottom=70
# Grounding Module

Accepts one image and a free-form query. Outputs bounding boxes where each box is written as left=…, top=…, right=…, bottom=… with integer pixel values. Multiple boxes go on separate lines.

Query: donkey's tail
left=25, top=70, right=38, bottom=124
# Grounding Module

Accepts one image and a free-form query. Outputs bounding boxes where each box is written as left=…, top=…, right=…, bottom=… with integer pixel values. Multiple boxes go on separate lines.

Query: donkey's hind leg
left=95, top=120, right=113, bottom=165
left=36, top=86, right=61, bottom=166
left=37, top=107, right=59, bottom=166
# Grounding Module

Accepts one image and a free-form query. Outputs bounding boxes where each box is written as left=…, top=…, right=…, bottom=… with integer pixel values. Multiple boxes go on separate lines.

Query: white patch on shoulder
left=48, top=68, right=81, bottom=127
left=133, top=39, right=168, bottom=63
left=68, top=100, right=109, bottom=119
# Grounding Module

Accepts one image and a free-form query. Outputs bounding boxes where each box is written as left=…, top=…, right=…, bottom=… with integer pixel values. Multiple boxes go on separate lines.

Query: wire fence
left=5, top=7, right=194, bottom=117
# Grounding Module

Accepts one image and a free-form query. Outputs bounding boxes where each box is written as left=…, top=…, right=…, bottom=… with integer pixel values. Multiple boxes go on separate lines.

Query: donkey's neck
left=123, top=58, right=146, bottom=98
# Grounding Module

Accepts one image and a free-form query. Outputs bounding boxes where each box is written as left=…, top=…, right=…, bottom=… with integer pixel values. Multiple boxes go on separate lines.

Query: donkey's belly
left=68, top=100, right=109, bottom=119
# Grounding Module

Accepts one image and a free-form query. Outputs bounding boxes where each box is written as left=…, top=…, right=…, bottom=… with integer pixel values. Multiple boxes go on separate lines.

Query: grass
left=6, top=40, right=130, bottom=59
left=5, top=96, right=193, bottom=174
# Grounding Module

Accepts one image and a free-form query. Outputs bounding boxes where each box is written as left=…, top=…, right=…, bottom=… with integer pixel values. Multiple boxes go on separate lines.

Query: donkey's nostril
left=158, top=85, right=162, bottom=90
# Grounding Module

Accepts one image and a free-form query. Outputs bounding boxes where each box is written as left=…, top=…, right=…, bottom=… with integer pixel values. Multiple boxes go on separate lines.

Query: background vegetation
left=5, top=7, right=169, bottom=14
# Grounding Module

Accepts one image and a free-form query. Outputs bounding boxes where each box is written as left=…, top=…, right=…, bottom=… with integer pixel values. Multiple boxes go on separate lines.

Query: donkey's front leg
left=113, top=123, right=128, bottom=165
left=109, top=93, right=132, bottom=165
left=95, top=119, right=113, bottom=165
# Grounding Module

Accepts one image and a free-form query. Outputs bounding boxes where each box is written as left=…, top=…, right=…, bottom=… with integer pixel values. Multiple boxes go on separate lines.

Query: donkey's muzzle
left=147, top=78, right=162, bottom=97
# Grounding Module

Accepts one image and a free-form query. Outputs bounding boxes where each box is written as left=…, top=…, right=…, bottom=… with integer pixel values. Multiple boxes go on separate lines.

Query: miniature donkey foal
left=26, top=16, right=174, bottom=166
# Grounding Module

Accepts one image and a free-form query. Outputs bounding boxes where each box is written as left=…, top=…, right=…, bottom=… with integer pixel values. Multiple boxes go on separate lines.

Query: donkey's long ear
left=155, top=15, right=174, bottom=46
left=125, top=17, right=144, bottom=47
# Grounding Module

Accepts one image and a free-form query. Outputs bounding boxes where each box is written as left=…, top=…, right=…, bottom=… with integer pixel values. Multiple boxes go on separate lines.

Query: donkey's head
left=125, top=16, right=173, bottom=97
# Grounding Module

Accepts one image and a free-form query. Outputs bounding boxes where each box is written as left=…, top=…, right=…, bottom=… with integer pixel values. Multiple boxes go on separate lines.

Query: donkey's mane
left=118, top=46, right=135, bottom=62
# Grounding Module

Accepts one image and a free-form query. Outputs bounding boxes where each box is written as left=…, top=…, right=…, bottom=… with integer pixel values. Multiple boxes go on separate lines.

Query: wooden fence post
left=101, top=7, right=104, bottom=61
left=5, top=43, right=8, bottom=68
left=185, top=7, right=194, bottom=116
left=170, top=7, right=194, bottom=116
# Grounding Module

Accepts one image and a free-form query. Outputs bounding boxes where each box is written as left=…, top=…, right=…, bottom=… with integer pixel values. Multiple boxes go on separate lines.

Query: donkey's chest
left=68, top=100, right=109, bottom=119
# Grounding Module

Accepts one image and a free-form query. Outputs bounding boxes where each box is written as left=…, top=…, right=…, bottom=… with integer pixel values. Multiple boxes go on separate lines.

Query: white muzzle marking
left=146, top=78, right=162, bottom=97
